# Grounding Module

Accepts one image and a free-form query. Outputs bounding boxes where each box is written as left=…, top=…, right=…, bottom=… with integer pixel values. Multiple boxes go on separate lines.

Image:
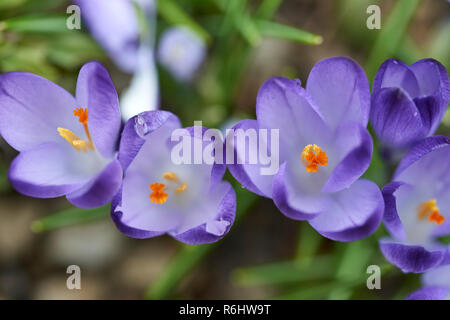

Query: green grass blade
left=2, top=15, right=69, bottom=34
left=256, top=20, right=323, bottom=45
left=256, top=0, right=284, bottom=19
left=31, top=205, right=109, bottom=233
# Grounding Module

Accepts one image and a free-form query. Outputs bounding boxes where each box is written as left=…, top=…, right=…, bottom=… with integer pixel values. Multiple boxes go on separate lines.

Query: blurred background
left=0, top=0, right=449, bottom=299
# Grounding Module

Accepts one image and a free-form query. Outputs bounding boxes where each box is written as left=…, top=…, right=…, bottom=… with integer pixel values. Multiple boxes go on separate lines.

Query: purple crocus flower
left=111, top=111, right=236, bottom=244
left=0, top=61, right=123, bottom=208
left=370, top=58, right=449, bottom=149
left=380, top=136, right=450, bottom=273
left=407, top=265, right=450, bottom=300
left=75, top=0, right=155, bottom=73
left=157, top=27, right=207, bottom=82
left=228, top=57, right=384, bottom=241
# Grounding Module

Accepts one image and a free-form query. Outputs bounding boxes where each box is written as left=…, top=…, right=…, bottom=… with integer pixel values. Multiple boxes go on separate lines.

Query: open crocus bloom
left=407, top=264, right=450, bottom=300
left=158, top=27, right=206, bottom=82
left=380, top=136, right=450, bottom=273
left=0, top=61, right=123, bottom=208
left=370, top=58, right=449, bottom=148
left=228, top=57, right=384, bottom=241
left=112, top=111, right=236, bottom=244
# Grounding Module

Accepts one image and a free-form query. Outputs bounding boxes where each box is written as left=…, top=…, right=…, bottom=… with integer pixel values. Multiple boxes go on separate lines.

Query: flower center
left=417, top=199, right=446, bottom=225
left=149, top=172, right=188, bottom=204
left=58, top=108, right=94, bottom=152
left=301, top=144, right=328, bottom=172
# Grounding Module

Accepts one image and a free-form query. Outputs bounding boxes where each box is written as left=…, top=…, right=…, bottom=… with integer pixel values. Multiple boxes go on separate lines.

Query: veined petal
left=381, top=182, right=407, bottom=241
left=75, top=61, right=121, bottom=158
left=410, top=58, right=450, bottom=102
left=227, top=119, right=274, bottom=197
left=118, top=110, right=181, bottom=171
left=272, top=162, right=328, bottom=221
left=322, top=122, right=372, bottom=193
left=66, top=158, right=123, bottom=209
left=256, top=77, right=331, bottom=162
left=0, top=72, right=81, bottom=151
left=8, top=142, right=88, bottom=198
left=172, top=181, right=236, bottom=244
left=306, top=57, right=370, bottom=130
left=309, top=179, right=384, bottom=241
left=370, top=87, right=425, bottom=147
left=372, top=58, right=420, bottom=98
left=379, top=238, right=446, bottom=273
left=394, top=136, right=450, bottom=185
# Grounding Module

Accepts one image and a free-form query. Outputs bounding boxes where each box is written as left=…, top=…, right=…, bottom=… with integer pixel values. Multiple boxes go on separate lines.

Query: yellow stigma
left=57, top=128, right=94, bottom=152
left=149, top=172, right=188, bottom=204
left=58, top=108, right=94, bottom=152
left=417, top=199, right=446, bottom=226
left=301, top=144, right=328, bottom=172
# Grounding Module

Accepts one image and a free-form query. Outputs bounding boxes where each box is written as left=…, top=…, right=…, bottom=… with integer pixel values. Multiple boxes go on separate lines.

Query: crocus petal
left=256, top=77, right=331, bottom=162
left=306, top=57, right=370, bottom=130
left=8, top=142, right=87, bottom=198
left=412, top=59, right=450, bottom=135
left=111, top=186, right=165, bottom=239
left=118, top=110, right=181, bottom=171
left=272, top=162, right=327, bottom=220
left=75, top=0, right=140, bottom=72
left=423, top=264, right=450, bottom=287
left=379, top=239, right=446, bottom=273
left=410, top=58, right=450, bottom=103
left=322, top=122, right=372, bottom=193
left=381, top=182, right=407, bottom=241
left=172, top=181, right=236, bottom=244
left=0, top=72, right=81, bottom=151
left=227, top=119, right=274, bottom=197
left=370, top=87, right=425, bottom=147
left=407, top=286, right=450, bottom=300
left=75, top=61, right=121, bottom=159
left=413, top=95, right=443, bottom=135
left=66, top=158, right=123, bottom=209
left=394, top=135, right=450, bottom=181
left=372, top=58, right=420, bottom=98
left=309, top=179, right=384, bottom=241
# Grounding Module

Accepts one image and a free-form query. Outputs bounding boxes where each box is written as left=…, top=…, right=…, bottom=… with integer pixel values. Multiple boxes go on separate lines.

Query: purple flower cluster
left=0, top=56, right=448, bottom=290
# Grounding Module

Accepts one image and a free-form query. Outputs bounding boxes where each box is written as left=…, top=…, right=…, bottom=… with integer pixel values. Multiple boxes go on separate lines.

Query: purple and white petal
left=8, top=143, right=89, bottom=198
left=75, top=61, right=121, bottom=159
left=306, top=57, right=371, bottom=130
left=322, top=121, right=373, bottom=193
left=66, top=158, right=123, bottom=209
left=372, top=58, right=420, bottom=98
left=0, top=72, right=80, bottom=151
left=309, top=179, right=384, bottom=241
left=370, top=87, right=424, bottom=148
left=379, top=239, right=446, bottom=273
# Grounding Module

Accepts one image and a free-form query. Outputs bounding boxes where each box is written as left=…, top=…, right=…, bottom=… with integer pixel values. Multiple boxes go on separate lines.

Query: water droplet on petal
left=135, top=114, right=148, bottom=138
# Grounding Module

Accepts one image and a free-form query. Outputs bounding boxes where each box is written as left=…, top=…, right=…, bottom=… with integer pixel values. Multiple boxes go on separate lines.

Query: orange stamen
left=149, top=183, right=168, bottom=204
left=301, top=144, right=328, bottom=172
left=429, top=211, right=446, bottom=226
left=58, top=108, right=94, bottom=152
left=417, top=199, right=446, bottom=225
